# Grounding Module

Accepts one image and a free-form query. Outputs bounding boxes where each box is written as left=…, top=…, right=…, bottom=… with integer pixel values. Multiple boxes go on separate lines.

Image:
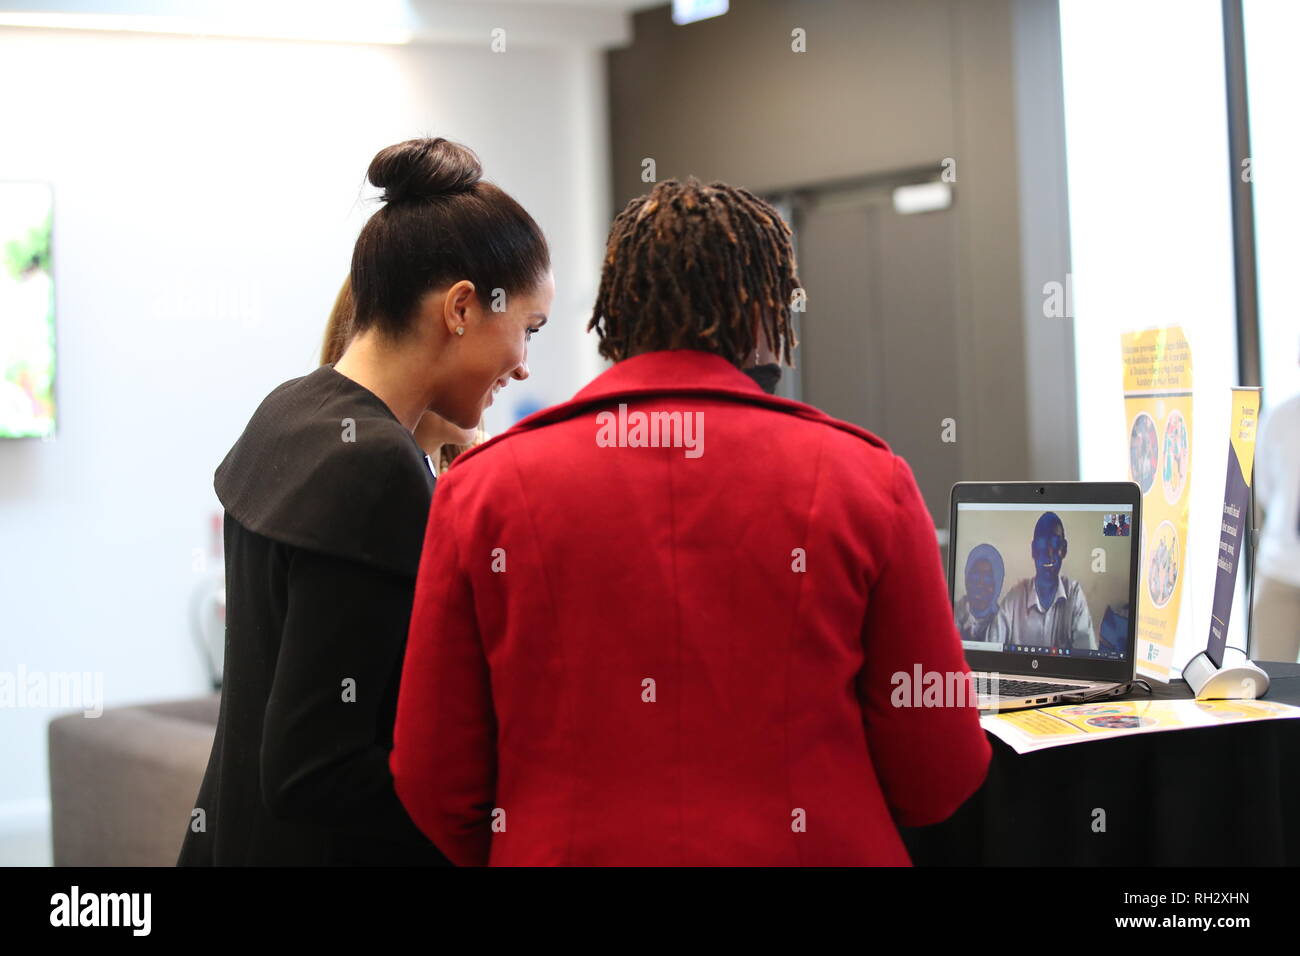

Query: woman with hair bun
left=178, top=137, right=553, bottom=866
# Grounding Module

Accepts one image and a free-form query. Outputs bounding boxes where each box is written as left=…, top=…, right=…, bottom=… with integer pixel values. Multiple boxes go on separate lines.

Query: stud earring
left=456, top=327, right=465, bottom=336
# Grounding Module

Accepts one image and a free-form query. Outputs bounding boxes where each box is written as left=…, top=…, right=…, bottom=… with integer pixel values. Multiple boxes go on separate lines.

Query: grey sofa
left=48, top=694, right=220, bottom=866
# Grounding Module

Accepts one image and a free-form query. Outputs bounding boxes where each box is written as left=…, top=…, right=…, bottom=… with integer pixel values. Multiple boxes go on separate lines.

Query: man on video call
left=1001, top=511, right=1098, bottom=651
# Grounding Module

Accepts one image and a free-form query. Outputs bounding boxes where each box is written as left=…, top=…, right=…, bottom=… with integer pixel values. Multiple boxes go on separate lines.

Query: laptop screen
left=952, top=502, right=1134, bottom=663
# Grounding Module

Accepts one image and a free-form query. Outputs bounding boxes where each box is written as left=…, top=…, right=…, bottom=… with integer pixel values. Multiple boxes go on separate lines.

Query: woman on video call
left=178, top=137, right=553, bottom=865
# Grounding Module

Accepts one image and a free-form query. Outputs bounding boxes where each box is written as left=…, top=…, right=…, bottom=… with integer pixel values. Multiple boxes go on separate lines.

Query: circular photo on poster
left=1128, top=412, right=1158, bottom=494
left=1161, top=409, right=1190, bottom=504
left=1086, top=715, right=1154, bottom=730
left=1147, top=520, right=1179, bottom=608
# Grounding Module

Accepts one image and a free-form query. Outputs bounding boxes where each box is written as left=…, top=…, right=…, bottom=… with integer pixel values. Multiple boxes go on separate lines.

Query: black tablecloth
left=901, top=661, right=1300, bottom=866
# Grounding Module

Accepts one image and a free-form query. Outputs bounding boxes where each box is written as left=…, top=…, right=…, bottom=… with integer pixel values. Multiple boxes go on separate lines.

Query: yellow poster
left=1121, top=327, right=1193, bottom=680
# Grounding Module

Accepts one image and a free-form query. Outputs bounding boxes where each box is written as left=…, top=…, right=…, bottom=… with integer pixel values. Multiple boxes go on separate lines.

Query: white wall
left=0, top=24, right=608, bottom=852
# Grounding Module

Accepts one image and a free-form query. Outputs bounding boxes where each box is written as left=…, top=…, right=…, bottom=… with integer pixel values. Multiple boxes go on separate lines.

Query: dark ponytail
left=350, top=137, right=549, bottom=339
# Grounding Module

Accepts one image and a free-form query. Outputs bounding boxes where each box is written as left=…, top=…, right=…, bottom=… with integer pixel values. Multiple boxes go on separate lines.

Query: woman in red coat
left=391, top=177, right=990, bottom=866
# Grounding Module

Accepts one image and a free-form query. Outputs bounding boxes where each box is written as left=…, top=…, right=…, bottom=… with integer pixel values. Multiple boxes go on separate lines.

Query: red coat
left=391, top=349, right=990, bottom=865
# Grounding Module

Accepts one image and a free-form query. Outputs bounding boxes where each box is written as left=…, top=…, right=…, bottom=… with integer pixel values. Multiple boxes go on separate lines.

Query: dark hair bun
left=368, top=137, right=482, bottom=204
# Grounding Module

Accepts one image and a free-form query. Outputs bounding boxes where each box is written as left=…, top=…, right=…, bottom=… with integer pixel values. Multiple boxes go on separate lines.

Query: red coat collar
left=572, top=349, right=765, bottom=402
left=455, top=349, right=889, bottom=466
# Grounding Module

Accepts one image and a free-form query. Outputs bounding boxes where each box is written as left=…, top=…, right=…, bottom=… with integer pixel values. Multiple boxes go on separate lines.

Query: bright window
left=1243, top=0, right=1300, bottom=414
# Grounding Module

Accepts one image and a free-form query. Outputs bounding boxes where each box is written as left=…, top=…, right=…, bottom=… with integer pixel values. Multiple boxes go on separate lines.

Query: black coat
left=177, top=365, right=450, bottom=865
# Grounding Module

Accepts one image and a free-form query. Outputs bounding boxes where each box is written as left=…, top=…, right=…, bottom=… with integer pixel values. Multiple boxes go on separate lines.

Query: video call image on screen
left=953, top=503, right=1133, bottom=661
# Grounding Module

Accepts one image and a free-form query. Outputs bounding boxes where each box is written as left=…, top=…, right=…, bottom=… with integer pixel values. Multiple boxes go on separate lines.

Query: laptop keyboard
left=974, top=677, right=1079, bottom=698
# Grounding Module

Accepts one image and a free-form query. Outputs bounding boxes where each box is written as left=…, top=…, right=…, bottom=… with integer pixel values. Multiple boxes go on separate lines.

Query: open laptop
left=948, top=481, right=1141, bottom=711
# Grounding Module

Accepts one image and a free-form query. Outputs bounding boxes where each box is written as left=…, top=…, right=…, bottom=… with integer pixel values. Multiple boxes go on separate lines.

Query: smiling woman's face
left=429, top=272, right=555, bottom=430
left=967, top=558, right=995, bottom=613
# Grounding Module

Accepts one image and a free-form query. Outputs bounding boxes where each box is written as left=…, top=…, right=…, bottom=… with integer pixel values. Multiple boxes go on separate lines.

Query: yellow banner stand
left=1121, top=327, right=1193, bottom=681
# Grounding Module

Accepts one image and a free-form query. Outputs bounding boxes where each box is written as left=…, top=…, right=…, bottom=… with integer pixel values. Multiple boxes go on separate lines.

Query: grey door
left=789, top=181, right=960, bottom=524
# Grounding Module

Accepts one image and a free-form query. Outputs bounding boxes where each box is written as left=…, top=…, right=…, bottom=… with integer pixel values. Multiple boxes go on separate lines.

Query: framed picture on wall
left=0, top=181, right=56, bottom=439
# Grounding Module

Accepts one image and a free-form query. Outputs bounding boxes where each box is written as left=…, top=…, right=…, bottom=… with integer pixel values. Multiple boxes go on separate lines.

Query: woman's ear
left=442, top=279, right=477, bottom=336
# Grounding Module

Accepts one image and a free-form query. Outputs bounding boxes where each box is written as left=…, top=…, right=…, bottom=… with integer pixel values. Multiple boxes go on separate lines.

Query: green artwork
left=0, top=183, right=56, bottom=438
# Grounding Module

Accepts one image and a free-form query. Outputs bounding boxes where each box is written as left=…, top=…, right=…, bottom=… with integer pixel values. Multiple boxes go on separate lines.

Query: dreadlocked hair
left=587, top=177, right=800, bottom=366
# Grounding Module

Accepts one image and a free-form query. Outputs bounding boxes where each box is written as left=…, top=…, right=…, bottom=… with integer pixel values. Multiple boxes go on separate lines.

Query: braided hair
left=587, top=177, right=800, bottom=366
